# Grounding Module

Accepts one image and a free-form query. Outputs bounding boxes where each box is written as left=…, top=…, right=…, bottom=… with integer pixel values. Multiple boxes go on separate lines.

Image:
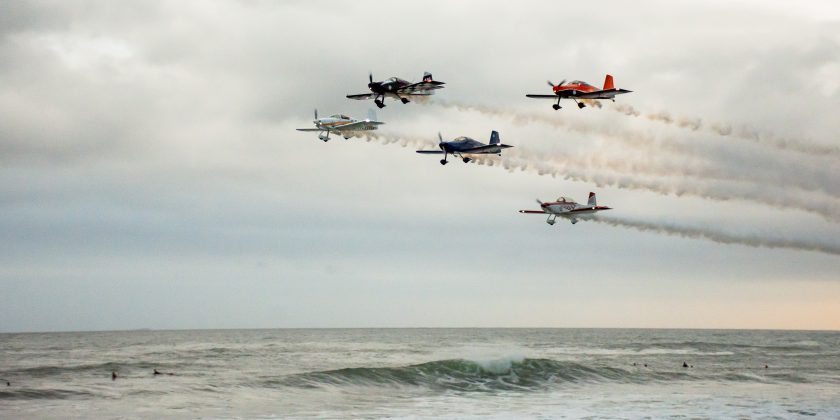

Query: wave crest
left=274, top=358, right=634, bottom=392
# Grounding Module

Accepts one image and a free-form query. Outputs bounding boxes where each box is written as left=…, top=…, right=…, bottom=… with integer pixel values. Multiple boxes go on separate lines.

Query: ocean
left=1, top=328, right=838, bottom=418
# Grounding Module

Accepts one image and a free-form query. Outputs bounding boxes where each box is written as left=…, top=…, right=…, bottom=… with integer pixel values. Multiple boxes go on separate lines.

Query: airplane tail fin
left=489, top=130, right=500, bottom=145
left=423, top=72, right=433, bottom=83
left=603, top=74, right=615, bottom=90
left=587, top=192, right=597, bottom=207
left=366, top=108, right=378, bottom=122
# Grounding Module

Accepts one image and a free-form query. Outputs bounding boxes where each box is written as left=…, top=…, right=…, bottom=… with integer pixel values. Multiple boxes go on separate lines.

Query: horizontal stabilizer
left=416, top=150, right=445, bottom=154
left=347, top=93, right=377, bottom=100
left=459, top=144, right=513, bottom=153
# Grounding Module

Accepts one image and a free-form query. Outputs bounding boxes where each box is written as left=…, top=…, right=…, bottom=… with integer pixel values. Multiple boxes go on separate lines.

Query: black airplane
left=347, top=72, right=445, bottom=108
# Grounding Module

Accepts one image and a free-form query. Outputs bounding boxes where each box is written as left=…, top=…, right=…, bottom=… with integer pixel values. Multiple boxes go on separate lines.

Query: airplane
left=518, top=192, right=612, bottom=225
left=416, top=130, right=513, bottom=165
left=347, top=72, right=445, bottom=108
left=526, top=74, right=632, bottom=110
left=296, top=109, right=384, bottom=142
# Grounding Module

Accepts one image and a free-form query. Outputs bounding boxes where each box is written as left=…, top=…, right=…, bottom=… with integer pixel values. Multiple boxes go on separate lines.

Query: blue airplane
left=416, top=130, right=513, bottom=165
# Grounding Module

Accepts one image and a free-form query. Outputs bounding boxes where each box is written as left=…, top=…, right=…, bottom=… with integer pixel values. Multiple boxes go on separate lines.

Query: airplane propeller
left=438, top=132, right=445, bottom=149
left=369, top=73, right=374, bottom=83
left=536, top=199, right=545, bottom=206
left=547, top=79, right=566, bottom=88
left=314, top=109, right=318, bottom=120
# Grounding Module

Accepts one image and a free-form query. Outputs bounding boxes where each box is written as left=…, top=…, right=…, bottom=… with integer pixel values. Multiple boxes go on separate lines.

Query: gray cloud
left=1, top=0, right=839, bottom=332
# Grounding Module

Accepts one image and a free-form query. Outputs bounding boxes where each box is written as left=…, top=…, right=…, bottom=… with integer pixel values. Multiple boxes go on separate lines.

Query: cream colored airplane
left=296, top=109, right=384, bottom=142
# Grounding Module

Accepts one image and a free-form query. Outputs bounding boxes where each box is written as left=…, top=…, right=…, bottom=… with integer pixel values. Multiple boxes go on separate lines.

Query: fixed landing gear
left=374, top=97, right=385, bottom=108
left=577, top=102, right=586, bottom=109
left=546, top=217, right=556, bottom=225
left=571, top=219, right=579, bottom=224
left=343, top=135, right=351, bottom=140
left=462, top=157, right=471, bottom=163
left=318, top=132, right=330, bottom=142
left=552, top=104, right=561, bottom=111
left=400, top=98, right=409, bottom=104
left=439, top=159, right=448, bottom=165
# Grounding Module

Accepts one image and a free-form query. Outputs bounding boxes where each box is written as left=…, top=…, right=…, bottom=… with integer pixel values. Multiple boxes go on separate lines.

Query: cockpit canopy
left=329, top=114, right=350, bottom=120
left=556, top=196, right=576, bottom=203
left=453, top=136, right=473, bottom=142
left=386, top=77, right=408, bottom=84
left=569, top=80, right=592, bottom=87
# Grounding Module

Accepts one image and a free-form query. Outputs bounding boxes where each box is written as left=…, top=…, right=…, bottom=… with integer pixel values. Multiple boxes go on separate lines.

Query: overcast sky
left=1, top=0, right=839, bottom=332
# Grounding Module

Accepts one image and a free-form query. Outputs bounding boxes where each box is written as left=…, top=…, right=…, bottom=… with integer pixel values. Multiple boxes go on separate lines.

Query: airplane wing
left=347, top=93, right=377, bottom=100
left=525, top=94, right=559, bottom=99
left=296, top=128, right=323, bottom=132
left=397, top=81, right=445, bottom=94
left=331, top=121, right=384, bottom=132
left=416, top=150, right=445, bottom=154
left=568, top=206, right=611, bottom=213
left=575, top=88, right=632, bottom=100
left=518, top=210, right=546, bottom=214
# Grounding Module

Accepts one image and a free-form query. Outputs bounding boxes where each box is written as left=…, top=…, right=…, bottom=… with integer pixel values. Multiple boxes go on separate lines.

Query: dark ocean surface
left=1, top=328, right=838, bottom=418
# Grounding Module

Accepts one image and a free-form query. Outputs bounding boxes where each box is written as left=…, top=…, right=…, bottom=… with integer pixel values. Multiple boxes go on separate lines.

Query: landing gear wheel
left=375, top=99, right=385, bottom=109
left=439, top=159, right=448, bottom=165
left=462, top=157, right=471, bottom=163
left=547, top=219, right=555, bottom=225
left=552, top=104, right=561, bottom=110
left=577, top=102, right=585, bottom=109
left=400, top=98, right=409, bottom=104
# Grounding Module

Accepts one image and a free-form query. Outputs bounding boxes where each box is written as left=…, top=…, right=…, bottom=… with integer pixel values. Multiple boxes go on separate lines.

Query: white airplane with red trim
left=519, top=192, right=612, bottom=225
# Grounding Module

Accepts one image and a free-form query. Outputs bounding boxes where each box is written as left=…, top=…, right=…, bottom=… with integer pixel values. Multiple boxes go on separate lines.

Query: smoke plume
left=610, top=103, right=840, bottom=159
left=589, top=215, right=840, bottom=257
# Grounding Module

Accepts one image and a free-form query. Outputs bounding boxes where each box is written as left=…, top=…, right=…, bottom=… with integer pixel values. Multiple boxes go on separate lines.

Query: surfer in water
left=153, top=369, right=174, bottom=376
left=111, top=371, right=117, bottom=381
left=682, top=361, right=689, bottom=368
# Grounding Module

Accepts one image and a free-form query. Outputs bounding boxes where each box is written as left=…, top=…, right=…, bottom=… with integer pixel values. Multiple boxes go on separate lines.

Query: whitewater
left=1, top=329, right=839, bottom=418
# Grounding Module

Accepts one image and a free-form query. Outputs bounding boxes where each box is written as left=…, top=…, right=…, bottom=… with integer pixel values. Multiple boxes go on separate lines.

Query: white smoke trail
left=419, top=99, right=840, bottom=202
left=361, top=131, right=438, bottom=149
left=588, top=215, right=840, bottom=257
left=472, top=153, right=840, bottom=223
left=610, top=103, right=840, bottom=159
left=356, top=128, right=840, bottom=223
left=354, top=131, right=840, bottom=257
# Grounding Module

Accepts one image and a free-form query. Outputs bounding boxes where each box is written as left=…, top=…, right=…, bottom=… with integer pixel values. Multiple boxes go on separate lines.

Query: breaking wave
left=270, top=357, right=804, bottom=392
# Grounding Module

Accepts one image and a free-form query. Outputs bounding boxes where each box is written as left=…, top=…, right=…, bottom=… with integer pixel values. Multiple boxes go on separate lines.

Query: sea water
left=1, top=329, right=838, bottom=418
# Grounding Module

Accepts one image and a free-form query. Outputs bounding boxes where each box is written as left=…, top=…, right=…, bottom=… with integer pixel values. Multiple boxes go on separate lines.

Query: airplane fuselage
left=542, top=201, right=611, bottom=215
left=314, top=118, right=379, bottom=132
left=440, top=138, right=487, bottom=153
left=368, top=79, right=409, bottom=95
left=552, top=82, right=597, bottom=96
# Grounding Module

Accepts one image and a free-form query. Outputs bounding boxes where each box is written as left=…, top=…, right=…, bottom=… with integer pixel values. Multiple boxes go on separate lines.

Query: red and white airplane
left=526, top=74, right=632, bottom=110
left=519, top=192, right=611, bottom=225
